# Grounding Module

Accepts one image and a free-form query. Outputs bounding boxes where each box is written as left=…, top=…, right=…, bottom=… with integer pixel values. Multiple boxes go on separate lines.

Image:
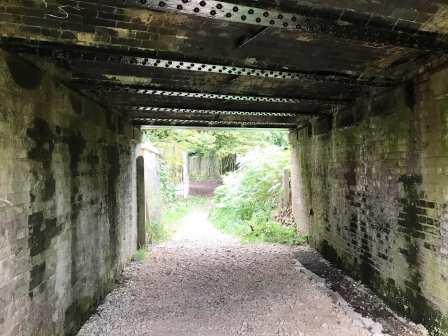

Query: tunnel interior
left=1, top=0, right=448, bottom=335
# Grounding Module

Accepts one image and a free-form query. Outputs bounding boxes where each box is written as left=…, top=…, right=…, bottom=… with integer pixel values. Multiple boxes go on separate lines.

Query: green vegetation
left=132, top=248, right=148, bottom=262
left=147, top=196, right=208, bottom=243
left=210, top=146, right=306, bottom=245
left=144, top=129, right=288, bottom=158
left=159, top=161, right=176, bottom=203
left=144, top=129, right=301, bottom=246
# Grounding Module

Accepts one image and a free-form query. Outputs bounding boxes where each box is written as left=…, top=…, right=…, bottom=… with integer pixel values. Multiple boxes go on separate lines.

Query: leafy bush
left=159, top=161, right=176, bottom=204
left=211, top=146, right=306, bottom=245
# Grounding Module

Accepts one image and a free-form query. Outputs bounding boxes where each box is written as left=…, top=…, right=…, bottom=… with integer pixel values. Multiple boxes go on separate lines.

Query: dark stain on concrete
left=29, top=262, right=46, bottom=293
left=64, top=131, right=86, bottom=179
left=105, top=110, right=117, bottom=133
left=396, top=175, right=433, bottom=325
left=64, top=296, right=97, bottom=336
left=319, top=240, right=343, bottom=268
left=62, top=131, right=86, bottom=287
left=69, top=92, right=83, bottom=115
left=106, top=145, right=120, bottom=267
left=344, top=161, right=357, bottom=186
left=28, top=211, right=60, bottom=257
left=359, top=230, right=374, bottom=286
left=26, top=117, right=56, bottom=202
left=6, top=54, right=42, bottom=90
left=86, top=150, right=99, bottom=177
left=404, top=81, right=417, bottom=111
left=28, top=211, right=61, bottom=298
left=336, top=111, right=356, bottom=128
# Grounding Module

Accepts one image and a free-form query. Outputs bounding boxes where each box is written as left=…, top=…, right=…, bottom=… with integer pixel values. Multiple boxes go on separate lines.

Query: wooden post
left=282, top=169, right=291, bottom=209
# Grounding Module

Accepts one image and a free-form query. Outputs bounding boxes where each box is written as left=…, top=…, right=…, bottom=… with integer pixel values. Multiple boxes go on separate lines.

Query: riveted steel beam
left=133, top=118, right=298, bottom=128
left=126, top=0, right=448, bottom=52
left=128, top=106, right=299, bottom=117
left=3, top=40, right=391, bottom=87
left=107, top=87, right=350, bottom=105
left=48, top=48, right=391, bottom=87
left=128, top=106, right=304, bottom=124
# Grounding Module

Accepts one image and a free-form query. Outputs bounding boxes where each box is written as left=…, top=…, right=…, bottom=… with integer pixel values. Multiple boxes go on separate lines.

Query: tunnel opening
left=137, top=127, right=302, bottom=246
left=1, top=1, right=448, bottom=335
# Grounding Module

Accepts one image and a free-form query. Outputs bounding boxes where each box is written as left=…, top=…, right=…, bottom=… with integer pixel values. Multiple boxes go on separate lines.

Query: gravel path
left=77, top=207, right=424, bottom=336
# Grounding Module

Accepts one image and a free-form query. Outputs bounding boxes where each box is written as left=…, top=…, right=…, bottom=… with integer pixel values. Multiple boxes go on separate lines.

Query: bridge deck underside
left=1, top=0, right=448, bottom=128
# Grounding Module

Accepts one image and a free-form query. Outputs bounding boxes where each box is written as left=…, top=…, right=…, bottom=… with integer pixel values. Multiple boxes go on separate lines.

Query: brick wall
left=294, top=66, right=448, bottom=334
left=0, top=0, right=209, bottom=56
left=0, top=51, right=138, bottom=335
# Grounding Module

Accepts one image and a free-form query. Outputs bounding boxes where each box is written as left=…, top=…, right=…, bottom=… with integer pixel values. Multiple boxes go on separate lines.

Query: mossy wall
left=0, top=51, right=138, bottom=335
left=296, top=67, right=448, bottom=335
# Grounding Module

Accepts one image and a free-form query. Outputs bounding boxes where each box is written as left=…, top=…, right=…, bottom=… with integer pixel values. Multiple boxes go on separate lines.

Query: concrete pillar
left=289, top=130, right=309, bottom=236
left=136, top=156, right=146, bottom=248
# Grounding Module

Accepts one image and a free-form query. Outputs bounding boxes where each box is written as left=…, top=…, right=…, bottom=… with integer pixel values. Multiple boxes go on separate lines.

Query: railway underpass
left=1, top=1, right=448, bottom=335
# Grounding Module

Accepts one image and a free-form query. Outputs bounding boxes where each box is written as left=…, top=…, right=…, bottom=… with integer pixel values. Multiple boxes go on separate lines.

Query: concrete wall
left=289, top=131, right=309, bottom=236
left=295, top=66, right=448, bottom=334
left=0, top=51, right=138, bottom=336
left=139, top=143, right=162, bottom=225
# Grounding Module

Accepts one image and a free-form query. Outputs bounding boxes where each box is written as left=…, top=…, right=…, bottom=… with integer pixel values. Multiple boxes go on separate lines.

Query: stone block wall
left=0, top=51, right=138, bottom=335
left=294, top=66, right=448, bottom=334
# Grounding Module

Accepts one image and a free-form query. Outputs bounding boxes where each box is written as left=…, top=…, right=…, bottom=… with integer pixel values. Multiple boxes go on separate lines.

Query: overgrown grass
left=210, top=146, right=307, bottom=246
left=211, top=208, right=306, bottom=245
left=147, top=196, right=208, bottom=243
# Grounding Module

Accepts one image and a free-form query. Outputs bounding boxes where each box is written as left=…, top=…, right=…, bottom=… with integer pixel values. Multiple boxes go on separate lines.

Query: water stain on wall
left=6, top=54, right=42, bottom=90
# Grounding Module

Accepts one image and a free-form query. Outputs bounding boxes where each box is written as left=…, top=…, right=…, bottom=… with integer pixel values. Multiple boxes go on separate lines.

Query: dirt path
left=78, top=206, right=424, bottom=336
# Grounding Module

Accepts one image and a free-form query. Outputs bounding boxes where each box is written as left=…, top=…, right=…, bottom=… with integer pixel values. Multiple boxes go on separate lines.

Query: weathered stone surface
left=297, top=66, right=448, bottom=334
left=0, top=50, right=138, bottom=336
left=139, top=144, right=162, bottom=226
